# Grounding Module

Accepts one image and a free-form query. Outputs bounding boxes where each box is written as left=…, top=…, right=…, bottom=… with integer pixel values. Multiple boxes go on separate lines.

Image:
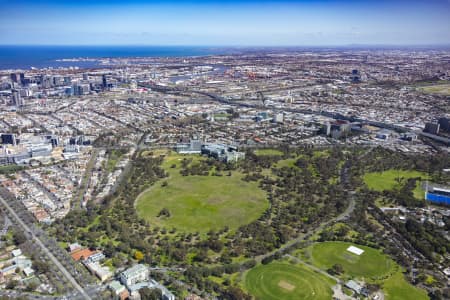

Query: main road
left=0, top=195, right=91, bottom=300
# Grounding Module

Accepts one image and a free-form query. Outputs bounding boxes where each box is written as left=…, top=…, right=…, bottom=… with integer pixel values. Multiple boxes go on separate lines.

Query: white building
left=347, top=245, right=364, bottom=256
left=11, top=249, right=22, bottom=257
left=85, top=261, right=112, bottom=282
left=120, top=264, right=149, bottom=287
left=274, top=113, right=284, bottom=123
left=86, top=252, right=105, bottom=263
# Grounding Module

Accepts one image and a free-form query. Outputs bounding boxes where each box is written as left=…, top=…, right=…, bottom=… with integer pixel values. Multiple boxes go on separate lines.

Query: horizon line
left=1, top=43, right=450, bottom=48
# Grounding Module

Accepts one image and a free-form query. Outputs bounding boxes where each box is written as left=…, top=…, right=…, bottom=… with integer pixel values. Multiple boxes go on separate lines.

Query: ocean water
left=0, top=45, right=232, bottom=70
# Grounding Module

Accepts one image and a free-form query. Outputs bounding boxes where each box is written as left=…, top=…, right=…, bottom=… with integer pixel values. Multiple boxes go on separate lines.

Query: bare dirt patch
left=278, top=280, right=295, bottom=291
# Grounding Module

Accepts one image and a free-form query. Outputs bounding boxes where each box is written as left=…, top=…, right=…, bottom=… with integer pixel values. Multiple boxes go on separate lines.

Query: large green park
left=243, top=241, right=428, bottom=300
left=307, top=241, right=428, bottom=300
left=50, top=145, right=441, bottom=299
left=135, top=152, right=268, bottom=233
left=364, top=169, right=429, bottom=200
left=245, top=262, right=333, bottom=300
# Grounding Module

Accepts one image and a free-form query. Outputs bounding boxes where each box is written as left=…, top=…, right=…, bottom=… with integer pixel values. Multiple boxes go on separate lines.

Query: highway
left=0, top=194, right=91, bottom=300
left=141, top=83, right=450, bottom=146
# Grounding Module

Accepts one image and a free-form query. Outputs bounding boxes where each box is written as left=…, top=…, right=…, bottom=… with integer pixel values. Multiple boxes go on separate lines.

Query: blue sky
left=0, top=0, right=449, bottom=46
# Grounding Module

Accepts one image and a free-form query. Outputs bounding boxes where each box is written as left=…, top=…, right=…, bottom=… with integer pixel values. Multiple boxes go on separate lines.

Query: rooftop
left=70, top=248, right=96, bottom=261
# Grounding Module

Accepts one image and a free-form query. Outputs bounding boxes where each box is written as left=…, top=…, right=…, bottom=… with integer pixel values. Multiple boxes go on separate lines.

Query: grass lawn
left=214, top=113, right=231, bottom=119
left=364, top=169, right=429, bottom=200
left=0, top=164, right=25, bottom=174
left=58, top=241, right=68, bottom=250
left=418, top=83, right=450, bottom=96
left=254, top=149, right=284, bottom=156
left=383, top=270, right=429, bottom=300
left=313, top=150, right=330, bottom=158
left=245, top=263, right=333, bottom=300
left=309, top=241, right=394, bottom=279
left=135, top=152, right=268, bottom=233
left=276, top=158, right=298, bottom=168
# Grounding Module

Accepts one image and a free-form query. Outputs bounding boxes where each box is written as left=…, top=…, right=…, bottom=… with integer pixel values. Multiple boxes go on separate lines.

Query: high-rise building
left=11, top=89, right=23, bottom=106
left=10, top=73, right=24, bottom=84
left=45, top=135, right=59, bottom=147
left=73, top=84, right=91, bottom=96
left=350, top=69, right=360, bottom=83
left=102, top=74, right=108, bottom=89
left=65, top=87, right=74, bottom=96
left=53, top=76, right=63, bottom=86
left=424, top=122, right=440, bottom=135
left=64, top=76, right=72, bottom=85
left=20, top=73, right=25, bottom=84
left=1, top=134, right=16, bottom=145
left=19, top=88, right=32, bottom=97
left=41, top=75, right=52, bottom=88
left=438, top=117, right=450, bottom=133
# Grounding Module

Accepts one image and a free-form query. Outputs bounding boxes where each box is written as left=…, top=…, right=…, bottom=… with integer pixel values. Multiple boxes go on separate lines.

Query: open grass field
left=254, top=148, right=284, bottom=156
left=245, top=263, right=333, bottom=300
left=383, top=270, right=429, bottom=300
left=364, top=169, right=429, bottom=200
left=135, top=152, right=268, bottom=233
left=418, top=84, right=450, bottom=96
left=276, top=158, right=297, bottom=168
left=309, top=241, right=394, bottom=279
left=0, top=164, right=24, bottom=174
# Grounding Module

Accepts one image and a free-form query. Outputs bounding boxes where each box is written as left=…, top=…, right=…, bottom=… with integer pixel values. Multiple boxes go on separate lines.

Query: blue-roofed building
left=426, top=187, right=450, bottom=205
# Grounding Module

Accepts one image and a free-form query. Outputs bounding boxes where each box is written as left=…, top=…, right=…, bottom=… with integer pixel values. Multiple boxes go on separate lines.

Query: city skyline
left=0, top=0, right=450, bottom=46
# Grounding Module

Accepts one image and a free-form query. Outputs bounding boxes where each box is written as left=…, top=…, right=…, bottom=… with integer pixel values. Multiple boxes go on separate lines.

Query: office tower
left=10, top=73, right=23, bottom=84
left=64, top=76, right=72, bottom=85
left=102, top=74, right=108, bottom=89
left=18, top=73, right=25, bottom=85
left=11, top=89, right=23, bottom=106
left=351, top=69, right=360, bottom=83
left=53, top=76, right=63, bottom=86
left=424, top=122, right=440, bottom=135
left=438, top=117, right=450, bottom=133
left=1, top=134, right=16, bottom=145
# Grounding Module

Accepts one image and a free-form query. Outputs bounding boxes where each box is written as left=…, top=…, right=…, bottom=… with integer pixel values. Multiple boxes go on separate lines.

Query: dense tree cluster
left=12, top=229, right=27, bottom=245
left=396, top=219, right=449, bottom=261
left=139, top=287, right=162, bottom=300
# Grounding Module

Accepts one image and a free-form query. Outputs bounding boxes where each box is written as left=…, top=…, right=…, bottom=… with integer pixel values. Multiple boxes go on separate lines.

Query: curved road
left=253, top=192, right=355, bottom=264
left=251, top=147, right=376, bottom=264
